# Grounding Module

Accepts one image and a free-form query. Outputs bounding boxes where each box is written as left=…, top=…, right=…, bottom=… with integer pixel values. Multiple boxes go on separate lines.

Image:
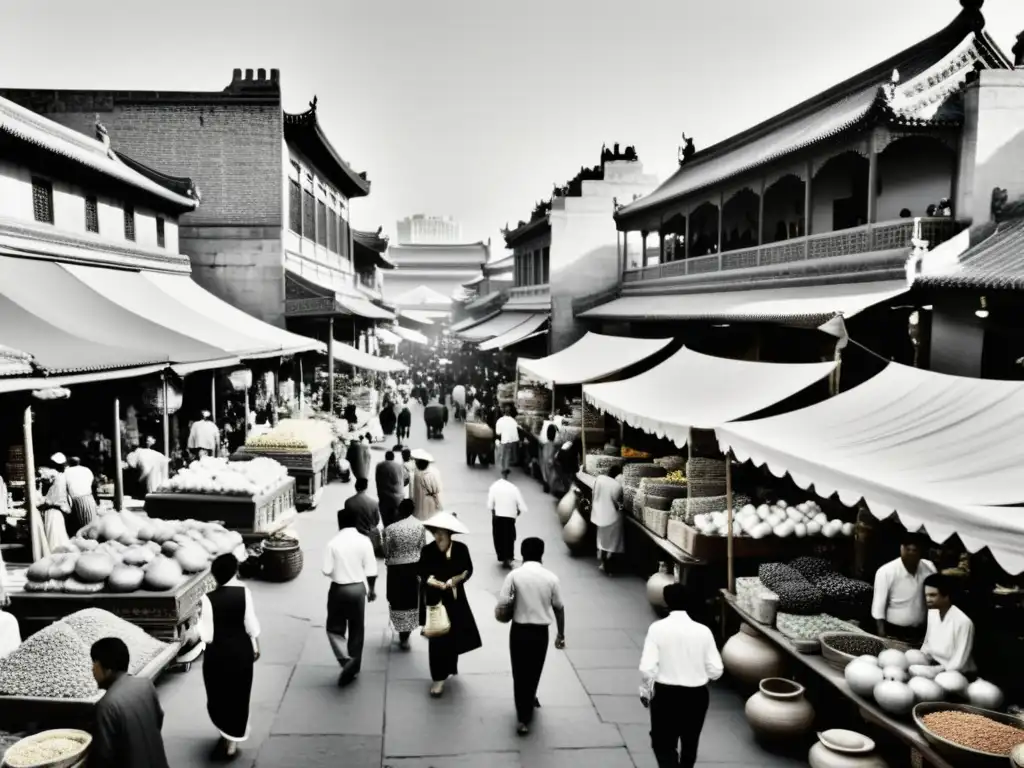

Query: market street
left=153, top=407, right=803, bottom=768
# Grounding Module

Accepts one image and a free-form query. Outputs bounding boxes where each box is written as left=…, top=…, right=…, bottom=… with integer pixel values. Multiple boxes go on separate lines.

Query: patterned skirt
left=386, top=562, right=420, bottom=633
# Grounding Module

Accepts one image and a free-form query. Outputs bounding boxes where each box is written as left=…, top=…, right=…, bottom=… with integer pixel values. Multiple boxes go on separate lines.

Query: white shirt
left=498, top=561, right=563, bottom=626
left=590, top=475, right=623, bottom=527
left=921, top=605, right=976, bottom=673
left=322, top=528, right=378, bottom=588
left=198, top=578, right=261, bottom=651
left=488, top=478, right=527, bottom=519
left=495, top=415, right=520, bottom=445
left=871, top=557, right=936, bottom=627
left=640, top=611, right=724, bottom=688
left=64, top=465, right=94, bottom=498
left=187, top=419, right=220, bottom=451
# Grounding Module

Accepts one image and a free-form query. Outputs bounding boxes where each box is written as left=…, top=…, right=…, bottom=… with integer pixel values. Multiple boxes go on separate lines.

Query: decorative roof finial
left=309, top=95, right=318, bottom=112
left=959, top=0, right=983, bottom=11
left=94, top=115, right=109, bottom=147
left=677, top=133, right=696, bottom=167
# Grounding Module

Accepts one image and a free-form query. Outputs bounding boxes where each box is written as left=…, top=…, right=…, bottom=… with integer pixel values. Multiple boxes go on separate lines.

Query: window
left=302, top=190, right=315, bottom=239
left=288, top=180, right=302, bottom=233
left=316, top=200, right=327, bottom=247
left=31, top=177, right=53, bottom=224
left=327, top=209, right=338, bottom=252
left=85, top=196, right=99, bottom=233
left=156, top=217, right=165, bottom=248
left=533, top=250, right=543, bottom=284
left=338, top=217, right=349, bottom=260
left=123, top=205, right=136, bottom=241
left=541, top=246, right=550, bottom=283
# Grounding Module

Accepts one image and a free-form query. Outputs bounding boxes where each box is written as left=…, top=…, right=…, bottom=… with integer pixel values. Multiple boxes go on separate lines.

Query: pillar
left=113, top=398, right=124, bottom=512
left=161, top=374, right=170, bottom=454
left=328, top=317, right=335, bottom=413
left=804, top=159, right=813, bottom=258
left=684, top=211, right=690, bottom=259
left=716, top=192, right=724, bottom=268
left=867, top=131, right=880, bottom=225
left=641, top=231, right=649, bottom=267
left=23, top=406, right=40, bottom=562
left=757, top=178, right=766, bottom=247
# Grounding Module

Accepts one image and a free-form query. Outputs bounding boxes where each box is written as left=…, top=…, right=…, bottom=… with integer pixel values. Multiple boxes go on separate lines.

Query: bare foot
left=429, top=681, right=445, bottom=698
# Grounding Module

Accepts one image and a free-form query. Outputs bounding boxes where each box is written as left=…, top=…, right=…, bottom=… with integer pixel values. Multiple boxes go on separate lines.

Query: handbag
left=494, top=577, right=516, bottom=624
left=423, top=602, right=451, bottom=638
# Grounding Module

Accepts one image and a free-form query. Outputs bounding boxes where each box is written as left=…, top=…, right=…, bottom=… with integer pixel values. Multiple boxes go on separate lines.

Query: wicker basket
left=653, top=456, right=686, bottom=471
left=686, top=457, right=727, bottom=498
left=623, top=463, right=667, bottom=484
left=673, top=493, right=752, bottom=525
left=637, top=478, right=689, bottom=499
left=667, top=518, right=688, bottom=550
left=3, top=729, right=91, bottom=768
left=643, top=507, right=670, bottom=538
left=261, top=537, right=304, bottom=582
left=585, top=454, right=625, bottom=476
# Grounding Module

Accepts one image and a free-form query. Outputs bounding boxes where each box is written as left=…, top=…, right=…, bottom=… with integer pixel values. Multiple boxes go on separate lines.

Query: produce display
left=621, top=446, right=651, bottom=459
left=3, top=730, right=91, bottom=768
left=919, top=710, right=1024, bottom=756
left=775, top=612, right=866, bottom=642
left=759, top=558, right=871, bottom=619
left=157, top=456, right=288, bottom=496
left=759, top=563, right=823, bottom=615
left=693, top=501, right=854, bottom=540
left=0, top=609, right=168, bottom=699
left=245, top=418, right=333, bottom=451
left=26, top=510, right=242, bottom=595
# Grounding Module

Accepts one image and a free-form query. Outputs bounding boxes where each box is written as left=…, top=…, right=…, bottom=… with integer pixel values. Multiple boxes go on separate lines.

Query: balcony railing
left=623, top=218, right=959, bottom=284
left=509, top=284, right=550, bottom=298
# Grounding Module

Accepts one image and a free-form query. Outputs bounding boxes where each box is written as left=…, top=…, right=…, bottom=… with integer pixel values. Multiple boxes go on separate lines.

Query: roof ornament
left=884, top=69, right=901, bottom=101
left=309, top=95, right=318, bottom=112
left=1013, top=31, right=1024, bottom=67
left=677, top=133, right=696, bottom=167
left=94, top=114, right=117, bottom=160
left=188, top=184, right=203, bottom=204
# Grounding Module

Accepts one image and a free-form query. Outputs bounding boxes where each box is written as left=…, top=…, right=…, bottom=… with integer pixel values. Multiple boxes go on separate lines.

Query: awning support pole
left=580, top=393, right=588, bottom=471
left=725, top=449, right=735, bottom=595
left=270, top=366, right=279, bottom=427
left=298, top=357, right=305, bottom=415
left=243, top=385, right=250, bottom=439
left=210, top=374, right=217, bottom=422
left=161, top=374, right=170, bottom=455
left=113, top=398, right=124, bottom=512
left=23, top=405, right=41, bottom=562
left=328, top=318, right=335, bottom=414
left=550, top=383, right=556, bottom=419
left=686, top=428, right=693, bottom=508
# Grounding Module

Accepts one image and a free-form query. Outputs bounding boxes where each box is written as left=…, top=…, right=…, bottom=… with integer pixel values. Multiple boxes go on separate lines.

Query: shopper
left=346, top=434, right=372, bottom=483
left=40, top=454, right=70, bottom=551
left=871, top=533, right=936, bottom=643
left=494, top=406, right=520, bottom=473
left=125, top=436, right=170, bottom=495
left=375, top=451, right=406, bottom=528
left=199, top=553, right=262, bottom=760
left=64, top=456, right=97, bottom=534
left=411, top=449, right=443, bottom=521
left=401, top=447, right=415, bottom=498
left=539, top=423, right=559, bottom=494
left=344, top=478, right=383, bottom=557
left=488, top=469, right=527, bottom=568
left=323, top=507, right=378, bottom=686
left=418, top=512, right=481, bottom=698
left=397, top=401, right=412, bottom=441
left=591, top=465, right=625, bottom=574
left=383, top=499, right=425, bottom=649
left=496, top=537, right=566, bottom=735
left=639, top=583, right=723, bottom=768
left=187, top=410, right=220, bottom=459
left=90, top=637, right=171, bottom=768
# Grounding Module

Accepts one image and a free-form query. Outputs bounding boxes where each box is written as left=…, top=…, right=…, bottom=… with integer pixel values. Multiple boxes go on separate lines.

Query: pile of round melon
left=156, top=456, right=288, bottom=496
left=693, top=499, right=855, bottom=539
left=25, top=510, right=244, bottom=594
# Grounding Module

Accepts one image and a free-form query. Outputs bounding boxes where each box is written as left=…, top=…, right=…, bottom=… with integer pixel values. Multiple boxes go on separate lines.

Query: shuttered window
left=288, top=180, right=302, bottom=233
left=327, top=209, right=338, bottom=252
left=32, top=177, right=54, bottom=224
left=124, top=205, right=136, bottom=241
left=156, top=217, right=165, bottom=248
left=85, top=196, right=99, bottom=233
left=302, top=190, right=315, bottom=240
left=316, top=200, right=327, bottom=247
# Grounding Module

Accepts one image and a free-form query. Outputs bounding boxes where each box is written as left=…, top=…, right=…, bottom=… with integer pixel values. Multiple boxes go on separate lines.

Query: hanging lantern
left=228, top=368, right=253, bottom=392
left=31, top=387, right=71, bottom=401
left=141, top=379, right=183, bottom=414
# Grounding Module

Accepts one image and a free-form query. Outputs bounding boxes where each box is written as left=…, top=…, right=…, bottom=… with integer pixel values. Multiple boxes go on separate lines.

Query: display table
left=6, top=568, right=214, bottom=642
left=235, top=445, right=332, bottom=510
left=720, top=590, right=954, bottom=768
left=144, top=478, right=296, bottom=537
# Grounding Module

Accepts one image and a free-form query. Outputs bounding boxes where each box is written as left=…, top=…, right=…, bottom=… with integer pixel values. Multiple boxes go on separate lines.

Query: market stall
left=236, top=418, right=334, bottom=509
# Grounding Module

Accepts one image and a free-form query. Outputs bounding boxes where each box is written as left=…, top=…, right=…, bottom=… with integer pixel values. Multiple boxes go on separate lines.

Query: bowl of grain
left=912, top=702, right=1024, bottom=768
left=2, top=729, right=91, bottom=768
left=819, top=632, right=911, bottom=671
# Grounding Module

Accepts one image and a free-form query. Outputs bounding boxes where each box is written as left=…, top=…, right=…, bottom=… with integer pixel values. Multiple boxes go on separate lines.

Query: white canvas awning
left=517, top=332, right=673, bottom=386
left=578, top=280, right=908, bottom=325
left=478, top=314, right=548, bottom=351
left=376, top=327, right=402, bottom=346
left=333, top=341, right=407, bottom=373
left=393, top=325, right=429, bottom=344
left=716, top=363, right=1024, bottom=573
left=457, top=311, right=536, bottom=342
left=584, top=347, right=835, bottom=447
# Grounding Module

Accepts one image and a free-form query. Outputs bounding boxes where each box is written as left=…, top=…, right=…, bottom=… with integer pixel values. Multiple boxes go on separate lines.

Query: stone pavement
left=155, top=407, right=806, bottom=767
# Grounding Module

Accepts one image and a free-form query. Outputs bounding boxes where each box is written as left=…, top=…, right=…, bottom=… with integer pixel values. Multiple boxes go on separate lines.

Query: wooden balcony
left=623, top=218, right=959, bottom=284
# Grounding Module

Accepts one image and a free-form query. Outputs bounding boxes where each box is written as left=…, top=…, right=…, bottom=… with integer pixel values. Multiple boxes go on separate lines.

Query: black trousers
left=492, top=515, right=517, bottom=562
left=885, top=621, right=925, bottom=644
left=510, top=623, right=548, bottom=725
left=650, top=682, right=709, bottom=768
left=326, top=583, right=366, bottom=679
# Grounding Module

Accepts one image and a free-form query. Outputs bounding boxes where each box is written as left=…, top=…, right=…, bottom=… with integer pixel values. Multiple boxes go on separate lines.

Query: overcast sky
left=2, top=0, right=1022, bottom=254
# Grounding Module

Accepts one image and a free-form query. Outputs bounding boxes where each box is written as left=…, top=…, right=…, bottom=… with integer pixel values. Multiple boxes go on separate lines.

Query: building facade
left=396, top=214, right=462, bottom=245
left=385, top=241, right=491, bottom=315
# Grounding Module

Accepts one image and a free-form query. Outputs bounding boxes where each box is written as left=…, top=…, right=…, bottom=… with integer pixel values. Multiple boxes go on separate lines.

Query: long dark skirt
left=492, top=515, right=517, bottom=563
left=386, top=563, right=419, bottom=633
left=203, top=640, right=254, bottom=741
left=68, top=495, right=97, bottom=536
left=420, top=589, right=482, bottom=681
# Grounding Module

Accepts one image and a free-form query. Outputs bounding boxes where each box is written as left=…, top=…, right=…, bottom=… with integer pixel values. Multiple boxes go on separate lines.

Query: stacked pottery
left=556, top=487, right=577, bottom=526
left=645, top=563, right=675, bottom=609
left=745, top=677, right=814, bottom=742
left=721, top=623, right=785, bottom=687
left=808, top=730, right=889, bottom=768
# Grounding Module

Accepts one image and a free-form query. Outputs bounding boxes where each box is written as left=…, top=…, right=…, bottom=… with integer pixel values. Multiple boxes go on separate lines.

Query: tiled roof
left=284, top=106, right=370, bottom=199
left=0, top=343, right=33, bottom=377
left=916, top=218, right=1024, bottom=291
left=353, top=228, right=395, bottom=270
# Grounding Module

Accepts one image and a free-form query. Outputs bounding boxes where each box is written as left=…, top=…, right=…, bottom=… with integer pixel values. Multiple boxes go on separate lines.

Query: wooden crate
left=667, top=521, right=840, bottom=563
left=144, top=478, right=296, bottom=535
left=235, top=445, right=332, bottom=510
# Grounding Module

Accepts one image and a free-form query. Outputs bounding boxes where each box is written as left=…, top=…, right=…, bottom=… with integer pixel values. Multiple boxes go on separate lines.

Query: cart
left=466, top=422, right=495, bottom=467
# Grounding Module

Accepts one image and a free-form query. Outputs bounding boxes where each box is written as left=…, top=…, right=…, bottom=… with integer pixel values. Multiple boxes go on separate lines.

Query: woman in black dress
left=418, top=512, right=482, bottom=698
left=199, top=554, right=262, bottom=760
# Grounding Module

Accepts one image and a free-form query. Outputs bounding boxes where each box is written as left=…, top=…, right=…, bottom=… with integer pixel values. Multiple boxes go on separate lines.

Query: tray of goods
left=2, top=728, right=91, bottom=768
left=822, top=632, right=912, bottom=672
left=156, top=456, right=288, bottom=497
left=697, top=501, right=853, bottom=541
left=673, top=493, right=751, bottom=526
left=0, top=608, right=178, bottom=721
left=621, top=447, right=652, bottom=460
left=244, top=419, right=334, bottom=457
left=913, top=703, right=1024, bottom=765
left=775, top=613, right=866, bottom=647
left=638, top=472, right=688, bottom=497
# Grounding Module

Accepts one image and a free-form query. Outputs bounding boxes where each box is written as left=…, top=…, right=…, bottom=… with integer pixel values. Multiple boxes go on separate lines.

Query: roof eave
left=503, top=216, right=550, bottom=247
left=284, top=108, right=371, bottom=199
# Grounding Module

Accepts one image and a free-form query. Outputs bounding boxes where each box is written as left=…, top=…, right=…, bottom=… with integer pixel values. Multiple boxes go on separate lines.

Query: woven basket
left=261, top=538, right=304, bottom=582
left=671, top=493, right=752, bottom=525
left=667, top=518, right=688, bottom=550
left=686, top=457, right=727, bottom=498
left=643, top=507, right=670, bottom=538
left=3, top=729, right=91, bottom=768
left=638, top=478, right=689, bottom=498
left=623, top=463, right=667, bottom=484
left=653, top=456, right=687, bottom=471
left=585, top=454, right=625, bottom=476
left=623, top=486, right=636, bottom=514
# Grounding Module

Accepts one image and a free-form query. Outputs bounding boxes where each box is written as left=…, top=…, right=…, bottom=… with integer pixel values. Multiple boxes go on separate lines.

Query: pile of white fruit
left=157, top=456, right=288, bottom=497
left=692, top=500, right=855, bottom=539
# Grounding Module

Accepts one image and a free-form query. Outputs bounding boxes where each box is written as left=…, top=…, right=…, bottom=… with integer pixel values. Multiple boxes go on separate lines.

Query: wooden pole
left=550, top=383, right=556, bottom=419
left=23, top=405, right=41, bottom=562
left=328, top=318, right=335, bottom=414
left=580, top=389, right=588, bottom=471
left=298, top=356, right=305, bottom=415
left=726, top=449, right=735, bottom=595
left=243, top=385, right=251, bottom=439
left=161, top=374, right=170, bottom=455
left=686, top=427, right=693, bottom=509
left=210, top=374, right=217, bottom=422
left=113, top=398, right=124, bottom=512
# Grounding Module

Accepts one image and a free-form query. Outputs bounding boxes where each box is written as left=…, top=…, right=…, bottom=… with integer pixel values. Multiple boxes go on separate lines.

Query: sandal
left=429, top=682, right=445, bottom=698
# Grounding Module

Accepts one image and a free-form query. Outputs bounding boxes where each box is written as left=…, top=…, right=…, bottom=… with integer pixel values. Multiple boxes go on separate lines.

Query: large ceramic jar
left=1010, top=743, right=1024, bottom=768
left=808, top=731, right=889, bottom=768
left=562, top=507, right=588, bottom=549
left=556, top=487, right=578, bottom=526
left=721, top=623, right=785, bottom=687
left=745, top=677, right=815, bottom=741
left=646, top=563, right=675, bottom=609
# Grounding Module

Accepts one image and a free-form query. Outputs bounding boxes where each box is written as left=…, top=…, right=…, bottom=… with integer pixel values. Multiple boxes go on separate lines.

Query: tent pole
left=23, top=405, right=41, bottom=562
left=328, top=318, right=335, bottom=414
left=298, top=356, right=305, bottom=415
left=579, top=391, right=588, bottom=471
left=550, top=383, right=556, bottom=419
left=113, top=398, right=124, bottom=512
left=210, top=374, right=216, bottom=421
left=686, top=427, right=693, bottom=510
left=725, top=449, right=735, bottom=594
left=161, top=374, right=170, bottom=455
left=243, top=385, right=250, bottom=439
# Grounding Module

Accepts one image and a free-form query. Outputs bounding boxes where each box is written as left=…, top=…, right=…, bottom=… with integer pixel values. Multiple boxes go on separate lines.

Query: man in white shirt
left=871, top=534, right=936, bottom=642
left=322, top=508, right=378, bottom=687
left=921, top=574, right=976, bottom=674
left=494, top=406, right=520, bottom=473
left=187, top=410, right=220, bottom=460
left=639, top=583, right=723, bottom=768
left=495, top=538, right=565, bottom=735
left=488, top=469, right=527, bottom=568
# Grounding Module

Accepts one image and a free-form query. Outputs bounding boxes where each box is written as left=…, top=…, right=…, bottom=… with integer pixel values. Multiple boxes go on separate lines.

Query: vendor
left=921, top=573, right=976, bottom=674
left=125, top=436, right=170, bottom=496
left=187, top=410, right=220, bottom=460
left=871, top=533, right=936, bottom=643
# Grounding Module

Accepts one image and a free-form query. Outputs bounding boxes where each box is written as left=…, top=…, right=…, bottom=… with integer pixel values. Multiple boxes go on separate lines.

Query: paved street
left=155, top=408, right=802, bottom=767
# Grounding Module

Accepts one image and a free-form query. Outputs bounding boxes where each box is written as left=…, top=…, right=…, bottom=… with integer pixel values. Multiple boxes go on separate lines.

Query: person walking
left=322, top=507, right=378, bottom=687
left=410, top=449, right=443, bottom=522
left=591, top=465, right=625, bottom=574
left=488, top=469, right=527, bottom=569
left=375, top=450, right=407, bottom=528
left=494, top=406, right=520, bottom=473
left=639, top=583, right=723, bottom=768
left=344, top=478, right=383, bottom=557
left=418, top=512, right=481, bottom=698
left=187, top=410, right=220, bottom=460
left=383, top=499, right=425, bottom=650
left=346, top=434, right=372, bottom=483
left=401, top=447, right=415, bottom=498
left=64, top=456, right=97, bottom=534
left=396, top=401, right=412, bottom=442
left=495, top=538, right=566, bottom=735
left=379, top=396, right=397, bottom=437
left=89, top=637, right=171, bottom=768
left=198, top=553, right=262, bottom=760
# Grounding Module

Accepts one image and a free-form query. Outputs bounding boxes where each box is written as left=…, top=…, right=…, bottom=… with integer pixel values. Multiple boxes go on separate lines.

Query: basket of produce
left=819, top=632, right=910, bottom=671
left=245, top=419, right=334, bottom=452
left=2, top=729, right=91, bottom=768
left=912, top=703, right=1024, bottom=766
left=620, top=446, right=651, bottom=459
left=516, top=386, right=551, bottom=413
left=638, top=472, right=687, bottom=495
left=157, top=456, right=288, bottom=497
left=674, top=493, right=752, bottom=525
left=261, top=533, right=303, bottom=583
left=622, top=463, right=666, bottom=484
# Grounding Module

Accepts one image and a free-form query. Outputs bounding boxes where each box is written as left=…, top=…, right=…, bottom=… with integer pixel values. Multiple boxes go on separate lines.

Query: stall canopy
left=715, top=363, right=1024, bottom=572
left=456, top=311, right=536, bottom=343
left=517, top=332, right=673, bottom=386
left=450, top=311, right=499, bottom=334
left=333, top=341, right=408, bottom=373
left=338, top=295, right=395, bottom=321
left=577, top=280, right=907, bottom=325
left=376, top=327, right=402, bottom=346
left=392, top=325, right=429, bottom=345
left=584, top=347, right=835, bottom=447
left=478, top=314, right=548, bottom=352
left=399, top=309, right=435, bottom=326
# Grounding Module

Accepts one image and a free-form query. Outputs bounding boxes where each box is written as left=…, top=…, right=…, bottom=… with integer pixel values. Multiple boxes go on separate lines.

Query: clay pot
left=556, top=487, right=578, bottom=526
left=645, top=563, right=675, bottom=608
left=808, top=730, right=889, bottom=768
left=562, top=507, right=588, bottom=549
left=1010, top=743, right=1024, bottom=768
left=745, top=677, right=815, bottom=741
left=721, top=623, right=785, bottom=687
